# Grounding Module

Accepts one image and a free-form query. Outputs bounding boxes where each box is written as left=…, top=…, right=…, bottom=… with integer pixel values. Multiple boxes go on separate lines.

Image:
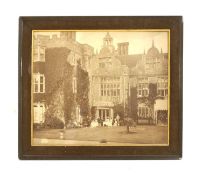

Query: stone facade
left=32, top=31, right=168, bottom=126
left=90, top=33, right=130, bottom=121
left=90, top=33, right=168, bottom=124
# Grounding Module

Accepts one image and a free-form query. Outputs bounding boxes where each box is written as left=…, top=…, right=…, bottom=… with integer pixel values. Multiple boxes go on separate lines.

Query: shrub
left=82, top=118, right=91, bottom=127
left=44, top=117, right=64, bottom=129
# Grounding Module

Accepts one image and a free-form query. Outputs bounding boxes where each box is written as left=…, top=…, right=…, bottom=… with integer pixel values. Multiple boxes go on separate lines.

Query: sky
left=34, top=31, right=168, bottom=54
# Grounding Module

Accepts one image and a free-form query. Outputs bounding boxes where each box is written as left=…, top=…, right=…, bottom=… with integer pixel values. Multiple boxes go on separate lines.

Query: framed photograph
left=19, top=16, right=183, bottom=159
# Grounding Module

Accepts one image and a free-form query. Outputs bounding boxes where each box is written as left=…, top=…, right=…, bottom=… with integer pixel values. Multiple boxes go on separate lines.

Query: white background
left=0, top=0, right=201, bottom=174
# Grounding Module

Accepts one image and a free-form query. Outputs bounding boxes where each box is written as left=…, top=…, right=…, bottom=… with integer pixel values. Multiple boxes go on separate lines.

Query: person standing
left=116, top=114, right=120, bottom=126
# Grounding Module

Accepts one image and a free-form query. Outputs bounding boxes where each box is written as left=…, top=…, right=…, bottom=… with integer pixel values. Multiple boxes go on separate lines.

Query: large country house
left=33, top=32, right=168, bottom=127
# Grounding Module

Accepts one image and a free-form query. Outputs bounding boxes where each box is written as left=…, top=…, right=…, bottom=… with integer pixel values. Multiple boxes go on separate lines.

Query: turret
left=103, top=32, right=113, bottom=46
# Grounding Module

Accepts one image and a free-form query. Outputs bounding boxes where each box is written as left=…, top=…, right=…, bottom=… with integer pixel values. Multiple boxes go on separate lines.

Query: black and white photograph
left=32, top=30, right=170, bottom=146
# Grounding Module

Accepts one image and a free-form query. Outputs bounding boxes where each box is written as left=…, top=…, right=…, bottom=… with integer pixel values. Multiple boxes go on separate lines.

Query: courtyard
left=33, top=125, right=168, bottom=146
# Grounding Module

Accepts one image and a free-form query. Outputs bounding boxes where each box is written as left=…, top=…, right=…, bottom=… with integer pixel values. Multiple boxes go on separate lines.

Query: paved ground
left=33, top=125, right=168, bottom=146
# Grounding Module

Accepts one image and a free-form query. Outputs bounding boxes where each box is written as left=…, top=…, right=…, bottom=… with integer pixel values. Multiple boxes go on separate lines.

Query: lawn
left=33, top=125, right=168, bottom=145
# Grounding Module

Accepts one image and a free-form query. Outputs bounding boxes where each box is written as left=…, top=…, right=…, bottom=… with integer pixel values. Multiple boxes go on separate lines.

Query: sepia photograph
left=31, top=30, right=170, bottom=146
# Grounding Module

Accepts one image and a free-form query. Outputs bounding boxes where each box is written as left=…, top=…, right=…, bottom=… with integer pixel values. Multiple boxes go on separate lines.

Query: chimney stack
left=118, top=42, right=129, bottom=55
left=60, top=32, right=76, bottom=41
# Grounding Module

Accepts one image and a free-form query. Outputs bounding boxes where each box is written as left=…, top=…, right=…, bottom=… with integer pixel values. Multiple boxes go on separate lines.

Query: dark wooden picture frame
left=18, top=16, right=183, bottom=160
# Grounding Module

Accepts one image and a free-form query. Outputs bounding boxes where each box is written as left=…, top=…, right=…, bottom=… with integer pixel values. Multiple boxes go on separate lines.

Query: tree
left=124, top=117, right=136, bottom=133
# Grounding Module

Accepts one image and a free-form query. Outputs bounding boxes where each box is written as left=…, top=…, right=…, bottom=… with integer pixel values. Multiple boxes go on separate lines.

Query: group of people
left=90, top=115, right=121, bottom=128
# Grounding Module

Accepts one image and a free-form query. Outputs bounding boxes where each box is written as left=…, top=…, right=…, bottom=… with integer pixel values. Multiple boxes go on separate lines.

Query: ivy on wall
left=136, top=83, right=157, bottom=122
left=76, top=63, right=90, bottom=119
left=44, top=48, right=90, bottom=127
left=130, top=87, right=138, bottom=121
left=147, top=83, right=157, bottom=122
left=44, top=61, right=74, bottom=126
left=44, top=48, right=74, bottom=127
left=63, top=62, right=74, bottom=125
